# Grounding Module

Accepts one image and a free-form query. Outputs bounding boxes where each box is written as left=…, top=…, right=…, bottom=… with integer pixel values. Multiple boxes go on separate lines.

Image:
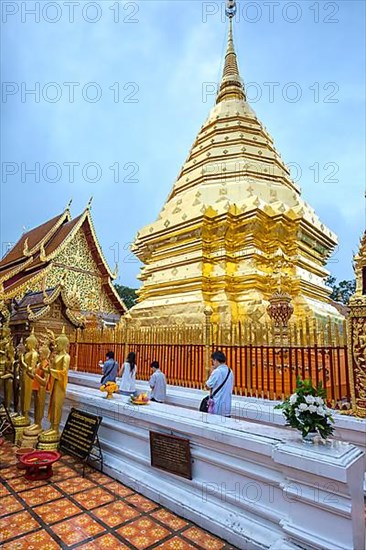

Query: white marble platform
left=69, top=372, right=366, bottom=477
left=62, top=380, right=365, bottom=550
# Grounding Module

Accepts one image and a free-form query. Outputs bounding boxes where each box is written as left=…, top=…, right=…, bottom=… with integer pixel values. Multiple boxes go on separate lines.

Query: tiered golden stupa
left=131, top=2, right=343, bottom=326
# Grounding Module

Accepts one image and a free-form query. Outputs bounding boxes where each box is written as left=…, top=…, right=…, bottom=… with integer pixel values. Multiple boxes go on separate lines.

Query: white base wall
left=69, top=372, right=366, bottom=481
left=60, top=381, right=365, bottom=550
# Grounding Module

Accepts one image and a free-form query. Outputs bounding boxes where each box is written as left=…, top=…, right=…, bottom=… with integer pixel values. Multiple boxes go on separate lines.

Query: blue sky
left=1, top=0, right=365, bottom=288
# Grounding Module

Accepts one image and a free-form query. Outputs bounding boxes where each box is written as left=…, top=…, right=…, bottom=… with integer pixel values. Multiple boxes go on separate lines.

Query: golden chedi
left=131, top=3, right=343, bottom=326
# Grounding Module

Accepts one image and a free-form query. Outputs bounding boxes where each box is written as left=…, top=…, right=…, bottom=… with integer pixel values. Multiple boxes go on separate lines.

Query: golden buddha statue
left=16, top=329, right=38, bottom=424
left=41, top=328, right=70, bottom=440
left=0, top=323, right=8, bottom=373
left=24, top=342, right=50, bottom=434
left=14, top=339, right=26, bottom=414
left=0, top=322, right=15, bottom=409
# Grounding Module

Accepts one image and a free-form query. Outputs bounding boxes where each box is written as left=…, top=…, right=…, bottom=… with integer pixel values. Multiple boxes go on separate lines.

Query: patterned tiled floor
left=0, top=441, right=237, bottom=549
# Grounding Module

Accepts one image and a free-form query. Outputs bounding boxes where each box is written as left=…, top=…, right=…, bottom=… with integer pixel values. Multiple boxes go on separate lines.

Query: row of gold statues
left=0, top=320, right=70, bottom=448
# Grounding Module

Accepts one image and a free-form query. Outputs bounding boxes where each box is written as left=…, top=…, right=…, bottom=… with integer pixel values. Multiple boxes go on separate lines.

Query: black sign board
left=60, top=408, right=102, bottom=461
left=150, top=431, right=192, bottom=480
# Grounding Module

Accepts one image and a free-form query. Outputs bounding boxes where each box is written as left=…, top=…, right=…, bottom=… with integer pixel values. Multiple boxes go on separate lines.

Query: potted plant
left=275, top=377, right=335, bottom=442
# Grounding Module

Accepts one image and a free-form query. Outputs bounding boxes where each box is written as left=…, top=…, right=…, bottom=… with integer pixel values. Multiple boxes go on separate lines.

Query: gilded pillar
left=347, top=300, right=366, bottom=417
left=204, top=307, right=213, bottom=382
left=74, top=327, right=80, bottom=371
left=347, top=231, right=366, bottom=417
left=124, top=312, right=132, bottom=359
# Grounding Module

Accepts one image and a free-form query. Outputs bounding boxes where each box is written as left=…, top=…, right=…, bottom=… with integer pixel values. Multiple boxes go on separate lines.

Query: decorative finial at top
left=65, top=199, right=73, bottom=211
left=226, top=0, right=237, bottom=19
left=87, top=196, right=94, bottom=210
left=112, top=263, right=119, bottom=280
left=216, top=2, right=245, bottom=104
left=23, top=237, right=31, bottom=257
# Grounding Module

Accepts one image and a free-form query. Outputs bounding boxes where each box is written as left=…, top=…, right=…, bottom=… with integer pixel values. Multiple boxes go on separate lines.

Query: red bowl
left=16, top=447, right=35, bottom=458
left=20, top=450, right=61, bottom=466
left=16, top=447, right=36, bottom=469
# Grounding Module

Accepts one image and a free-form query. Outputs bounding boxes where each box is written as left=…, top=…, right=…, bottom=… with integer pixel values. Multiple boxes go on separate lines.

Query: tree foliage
left=114, top=284, right=138, bottom=309
left=325, top=276, right=355, bottom=304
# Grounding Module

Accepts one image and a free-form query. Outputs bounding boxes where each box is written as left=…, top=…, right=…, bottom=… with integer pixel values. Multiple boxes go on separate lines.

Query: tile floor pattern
left=0, top=441, right=237, bottom=550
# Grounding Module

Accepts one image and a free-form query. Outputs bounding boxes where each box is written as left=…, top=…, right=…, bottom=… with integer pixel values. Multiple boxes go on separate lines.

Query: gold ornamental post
left=347, top=300, right=366, bottom=417
left=73, top=327, right=80, bottom=371
left=124, top=312, right=132, bottom=359
left=204, top=307, right=213, bottom=383
left=346, top=231, right=366, bottom=417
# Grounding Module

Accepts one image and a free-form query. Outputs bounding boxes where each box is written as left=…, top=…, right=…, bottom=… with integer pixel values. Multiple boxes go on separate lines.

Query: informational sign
left=150, top=431, right=192, bottom=480
left=59, top=408, right=102, bottom=460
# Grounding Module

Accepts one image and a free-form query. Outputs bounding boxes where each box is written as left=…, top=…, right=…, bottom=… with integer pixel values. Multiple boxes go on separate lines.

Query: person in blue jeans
left=205, top=351, right=234, bottom=417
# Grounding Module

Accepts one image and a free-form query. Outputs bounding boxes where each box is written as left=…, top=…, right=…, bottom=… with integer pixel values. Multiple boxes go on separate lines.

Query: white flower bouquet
left=275, top=377, right=335, bottom=439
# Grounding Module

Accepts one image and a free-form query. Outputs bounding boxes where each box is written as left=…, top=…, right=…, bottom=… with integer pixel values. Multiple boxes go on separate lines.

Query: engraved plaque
left=150, top=431, right=192, bottom=480
left=60, top=408, right=102, bottom=460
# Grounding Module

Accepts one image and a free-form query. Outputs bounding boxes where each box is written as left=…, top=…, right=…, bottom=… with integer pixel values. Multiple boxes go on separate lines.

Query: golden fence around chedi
left=68, top=318, right=350, bottom=406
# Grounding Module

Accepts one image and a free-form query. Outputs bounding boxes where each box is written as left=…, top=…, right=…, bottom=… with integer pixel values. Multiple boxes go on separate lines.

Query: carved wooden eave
left=27, top=303, right=51, bottom=322
left=20, top=286, right=85, bottom=329
left=24, top=273, right=86, bottom=327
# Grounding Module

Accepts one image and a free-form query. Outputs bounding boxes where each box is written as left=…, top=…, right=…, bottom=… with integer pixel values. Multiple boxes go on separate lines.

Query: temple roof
left=0, top=210, right=70, bottom=272
left=0, top=202, right=126, bottom=315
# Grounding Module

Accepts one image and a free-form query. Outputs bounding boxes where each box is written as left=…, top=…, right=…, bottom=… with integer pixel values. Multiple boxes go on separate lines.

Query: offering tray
left=130, top=397, right=150, bottom=405
left=20, top=450, right=60, bottom=480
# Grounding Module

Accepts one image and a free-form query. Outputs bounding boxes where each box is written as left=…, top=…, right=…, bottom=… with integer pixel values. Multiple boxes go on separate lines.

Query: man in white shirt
left=149, top=361, right=167, bottom=403
left=206, top=351, right=234, bottom=417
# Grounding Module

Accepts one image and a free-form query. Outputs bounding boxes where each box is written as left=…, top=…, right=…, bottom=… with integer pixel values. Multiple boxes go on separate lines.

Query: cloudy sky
left=1, top=0, right=365, bottom=288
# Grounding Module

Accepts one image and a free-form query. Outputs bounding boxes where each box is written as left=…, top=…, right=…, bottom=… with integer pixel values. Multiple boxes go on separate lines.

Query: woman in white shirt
left=118, top=352, right=137, bottom=395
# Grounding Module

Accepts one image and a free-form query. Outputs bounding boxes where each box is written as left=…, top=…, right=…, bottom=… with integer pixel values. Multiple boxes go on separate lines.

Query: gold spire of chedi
left=217, top=18, right=245, bottom=104
left=131, top=12, right=343, bottom=326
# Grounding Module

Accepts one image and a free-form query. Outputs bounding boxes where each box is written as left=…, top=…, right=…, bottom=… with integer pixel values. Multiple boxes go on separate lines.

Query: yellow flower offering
left=99, top=381, right=118, bottom=399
